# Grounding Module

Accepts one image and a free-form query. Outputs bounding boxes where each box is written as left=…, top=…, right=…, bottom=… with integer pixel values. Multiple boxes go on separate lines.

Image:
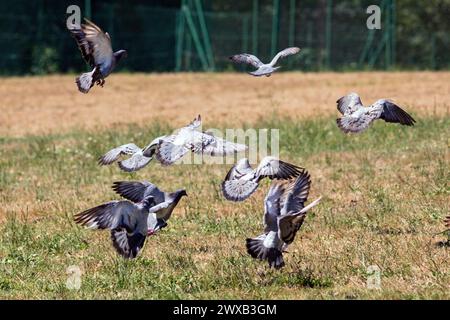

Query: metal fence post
left=194, top=0, right=215, bottom=70
left=288, top=0, right=296, bottom=69
left=252, top=0, right=259, bottom=55
left=175, top=8, right=185, bottom=71
left=84, top=0, right=91, bottom=19
left=325, top=0, right=332, bottom=69
left=182, top=4, right=209, bottom=71
left=271, top=0, right=280, bottom=58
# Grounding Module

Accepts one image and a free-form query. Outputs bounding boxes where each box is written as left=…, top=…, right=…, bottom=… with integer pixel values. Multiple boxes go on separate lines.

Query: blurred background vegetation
left=0, top=0, right=449, bottom=75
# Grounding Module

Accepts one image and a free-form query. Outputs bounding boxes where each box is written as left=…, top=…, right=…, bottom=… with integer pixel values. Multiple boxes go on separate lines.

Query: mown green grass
left=0, top=116, right=449, bottom=299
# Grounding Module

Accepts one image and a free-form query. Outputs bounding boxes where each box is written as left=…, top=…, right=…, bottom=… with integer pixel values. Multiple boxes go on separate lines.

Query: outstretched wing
left=221, top=158, right=258, bottom=202
left=187, top=114, right=202, bottom=130
left=199, top=132, right=247, bottom=157
left=155, top=115, right=204, bottom=165
left=278, top=196, right=321, bottom=245
left=277, top=171, right=320, bottom=244
left=281, top=171, right=311, bottom=216
left=74, top=200, right=136, bottom=230
left=374, top=100, right=416, bottom=126
left=336, top=92, right=363, bottom=115
left=112, top=180, right=163, bottom=203
left=255, top=157, right=304, bottom=180
left=155, top=134, right=192, bottom=166
left=229, top=53, right=263, bottom=68
left=98, top=143, right=141, bottom=166
left=269, top=47, right=301, bottom=66
left=69, top=18, right=113, bottom=67
left=118, top=153, right=152, bottom=172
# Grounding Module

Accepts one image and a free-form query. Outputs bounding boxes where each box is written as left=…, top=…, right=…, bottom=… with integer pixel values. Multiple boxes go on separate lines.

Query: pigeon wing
left=74, top=200, right=136, bottom=230
left=229, top=53, right=263, bottom=68
left=281, top=171, right=311, bottom=215
left=336, top=92, right=363, bottom=115
left=112, top=180, right=162, bottom=203
left=200, top=133, right=248, bottom=157
left=221, top=159, right=258, bottom=202
left=375, top=100, right=416, bottom=126
left=269, top=47, right=301, bottom=66
left=69, top=18, right=113, bottom=68
left=255, top=157, right=304, bottom=180
left=98, top=143, right=141, bottom=166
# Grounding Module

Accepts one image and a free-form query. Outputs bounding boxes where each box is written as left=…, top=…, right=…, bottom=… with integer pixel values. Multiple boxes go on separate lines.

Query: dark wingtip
left=246, top=237, right=285, bottom=269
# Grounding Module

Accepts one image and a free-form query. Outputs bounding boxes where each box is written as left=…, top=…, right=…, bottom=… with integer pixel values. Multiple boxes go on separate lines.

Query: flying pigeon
left=336, top=93, right=416, bottom=133
left=155, top=115, right=248, bottom=166
left=221, top=157, right=303, bottom=202
left=111, top=180, right=187, bottom=227
left=229, top=47, right=301, bottom=77
left=74, top=195, right=162, bottom=259
left=246, top=171, right=322, bottom=269
left=98, top=136, right=166, bottom=172
left=69, top=18, right=127, bottom=93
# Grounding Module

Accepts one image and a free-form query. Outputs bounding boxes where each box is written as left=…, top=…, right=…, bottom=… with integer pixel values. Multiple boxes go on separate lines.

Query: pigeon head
left=114, top=50, right=128, bottom=63
left=178, top=189, right=188, bottom=197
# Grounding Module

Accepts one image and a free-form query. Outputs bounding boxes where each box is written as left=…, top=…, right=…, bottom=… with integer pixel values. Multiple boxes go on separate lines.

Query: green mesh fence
left=0, top=0, right=448, bottom=75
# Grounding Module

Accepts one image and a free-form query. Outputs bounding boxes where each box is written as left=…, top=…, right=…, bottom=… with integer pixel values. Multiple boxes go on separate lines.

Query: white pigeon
left=336, top=93, right=416, bottom=133
left=155, top=115, right=248, bottom=166
left=74, top=195, right=162, bottom=259
left=98, top=136, right=165, bottom=172
left=246, top=171, right=322, bottom=269
left=229, top=47, right=301, bottom=77
left=221, top=157, right=303, bottom=202
left=111, top=180, right=187, bottom=231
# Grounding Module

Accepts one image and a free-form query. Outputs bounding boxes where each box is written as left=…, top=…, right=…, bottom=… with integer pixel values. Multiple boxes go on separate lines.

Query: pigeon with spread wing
left=99, top=115, right=247, bottom=171
left=98, top=136, right=166, bottom=172
left=221, top=157, right=303, bottom=202
left=111, top=180, right=187, bottom=228
left=155, top=115, right=248, bottom=166
left=229, top=47, right=300, bottom=77
left=68, top=18, right=127, bottom=93
left=336, top=93, right=416, bottom=133
left=74, top=195, right=160, bottom=259
left=246, top=171, right=321, bottom=269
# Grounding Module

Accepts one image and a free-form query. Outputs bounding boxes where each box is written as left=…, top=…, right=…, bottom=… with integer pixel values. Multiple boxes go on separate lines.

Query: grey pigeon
left=336, top=93, right=416, bottom=133
left=229, top=47, right=300, bottom=77
left=246, top=171, right=321, bottom=269
left=112, top=180, right=187, bottom=226
left=98, top=136, right=166, bottom=172
left=69, top=18, right=127, bottom=93
left=221, top=157, right=303, bottom=202
left=155, top=115, right=247, bottom=166
left=74, top=195, right=161, bottom=259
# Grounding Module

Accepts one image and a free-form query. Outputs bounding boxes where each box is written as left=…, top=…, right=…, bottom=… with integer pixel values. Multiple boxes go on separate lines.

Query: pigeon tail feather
left=110, top=229, right=146, bottom=259
left=76, top=70, right=95, bottom=94
left=246, top=236, right=285, bottom=269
